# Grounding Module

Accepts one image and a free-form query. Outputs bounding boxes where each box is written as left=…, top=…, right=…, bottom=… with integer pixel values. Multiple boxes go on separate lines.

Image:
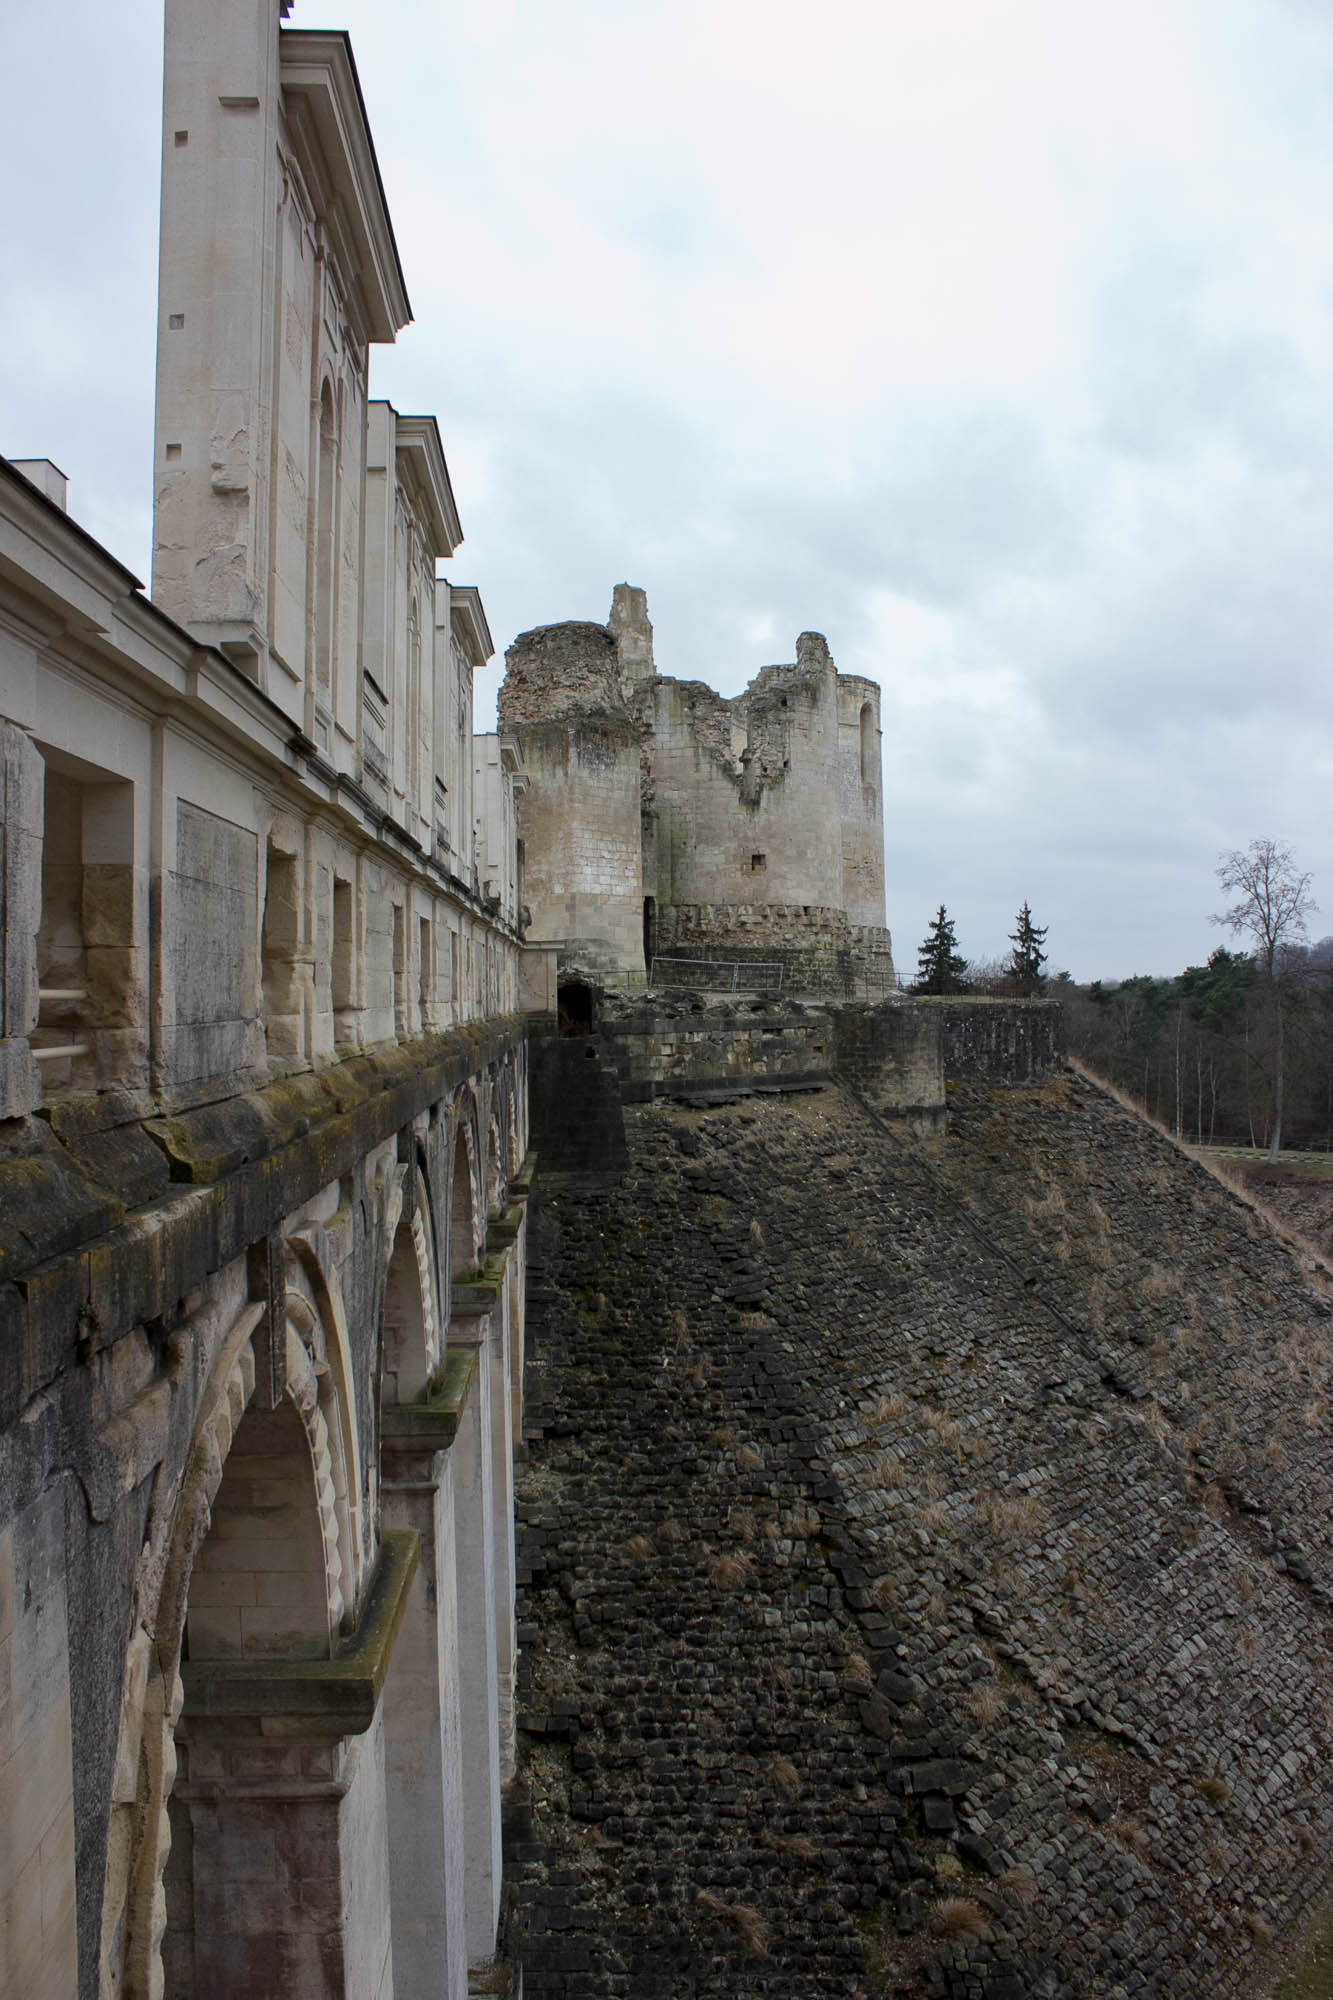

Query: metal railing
left=649, top=956, right=785, bottom=993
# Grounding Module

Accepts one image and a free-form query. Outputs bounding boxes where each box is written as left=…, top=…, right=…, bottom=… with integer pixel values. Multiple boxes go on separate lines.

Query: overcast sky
left=4, top=0, right=1332, bottom=979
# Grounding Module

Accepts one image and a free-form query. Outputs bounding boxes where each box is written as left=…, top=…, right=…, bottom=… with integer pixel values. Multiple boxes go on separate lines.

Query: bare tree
left=1212, top=839, right=1317, bottom=1160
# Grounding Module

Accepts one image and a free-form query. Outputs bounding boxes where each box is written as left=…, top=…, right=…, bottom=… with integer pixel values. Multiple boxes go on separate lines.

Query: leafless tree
left=1212, top=839, right=1317, bottom=1160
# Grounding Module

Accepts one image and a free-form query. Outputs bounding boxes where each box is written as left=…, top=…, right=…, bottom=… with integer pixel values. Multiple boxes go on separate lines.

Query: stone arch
left=486, top=1109, right=503, bottom=1219
left=449, top=1103, right=480, bottom=1279
left=381, top=1165, right=440, bottom=1402
left=101, top=1308, right=351, bottom=1999
left=286, top=1231, right=367, bottom=1608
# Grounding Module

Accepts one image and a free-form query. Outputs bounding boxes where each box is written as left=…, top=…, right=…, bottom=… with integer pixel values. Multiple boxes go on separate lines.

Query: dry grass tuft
left=696, top=1892, right=770, bottom=1956
left=872, top=1574, right=899, bottom=1608
left=1141, top=1263, right=1177, bottom=1302
left=728, top=1505, right=758, bottom=1543
left=769, top=1756, right=802, bottom=1797
left=710, top=1550, right=755, bottom=1589
left=999, top=1866, right=1038, bottom=1907
left=622, top=1534, right=654, bottom=1562
left=748, top=1218, right=766, bottom=1248
left=669, top=1308, right=691, bottom=1348
left=1244, top=1911, right=1275, bottom=1946
left=866, top=1452, right=903, bottom=1492
left=1106, top=1816, right=1151, bottom=1860
left=929, top=1896, right=988, bottom=1940
left=761, top=1829, right=819, bottom=1861
left=921, top=1406, right=966, bottom=1456
left=658, top=1517, right=685, bottom=1543
left=684, top=1358, right=712, bottom=1389
left=842, top=1651, right=874, bottom=1690
left=981, top=1492, right=1044, bottom=1543
left=1192, top=1774, right=1231, bottom=1806
left=736, top=1310, right=773, bottom=1331
left=735, top=1444, right=763, bottom=1468
left=966, top=1684, right=1006, bottom=1727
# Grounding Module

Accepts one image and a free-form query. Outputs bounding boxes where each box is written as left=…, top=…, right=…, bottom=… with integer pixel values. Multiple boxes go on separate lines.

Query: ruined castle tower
left=499, top=587, right=894, bottom=994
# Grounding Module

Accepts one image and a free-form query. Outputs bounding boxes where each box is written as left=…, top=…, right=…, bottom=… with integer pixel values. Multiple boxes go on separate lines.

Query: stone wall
left=599, top=992, right=833, bottom=1103
left=509, top=718, right=645, bottom=978
left=654, top=902, right=897, bottom=999
left=647, top=642, right=846, bottom=916
left=830, top=997, right=946, bottom=1130
left=936, top=998, right=1066, bottom=1081
left=511, top=1072, right=1333, bottom=1998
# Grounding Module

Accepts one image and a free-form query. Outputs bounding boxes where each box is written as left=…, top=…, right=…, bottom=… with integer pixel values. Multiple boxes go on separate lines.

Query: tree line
left=914, top=841, right=1328, bottom=1155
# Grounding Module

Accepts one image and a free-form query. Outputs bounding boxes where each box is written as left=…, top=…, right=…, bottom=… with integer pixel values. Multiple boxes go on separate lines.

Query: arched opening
left=643, top=895, right=656, bottom=973
left=557, top=979, right=594, bottom=1037
left=186, top=1396, right=335, bottom=1663
left=859, top=700, right=876, bottom=786
left=107, top=1311, right=357, bottom=2000
left=486, top=1114, right=503, bottom=1219
left=380, top=1200, right=436, bottom=1404
left=314, top=379, right=337, bottom=690
left=450, top=1123, right=478, bottom=1278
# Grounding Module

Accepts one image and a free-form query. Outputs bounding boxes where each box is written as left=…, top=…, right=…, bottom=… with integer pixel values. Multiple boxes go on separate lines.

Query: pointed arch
left=486, top=1109, right=503, bottom=1219
left=381, top=1166, right=440, bottom=1403
left=449, top=1103, right=480, bottom=1279
left=100, top=1306, right=355, bottom=2000
left=286, top=1229, right=367, bottom=1609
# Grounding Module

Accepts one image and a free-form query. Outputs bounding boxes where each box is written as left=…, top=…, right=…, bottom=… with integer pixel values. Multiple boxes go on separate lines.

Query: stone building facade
left=0, top=2, right=529, bottom=1995
left=499, top=585, right=896, bottom=996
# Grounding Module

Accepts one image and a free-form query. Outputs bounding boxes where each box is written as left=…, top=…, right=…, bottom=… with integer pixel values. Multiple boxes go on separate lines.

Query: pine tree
left=915, top=905, right=967, bottom=995
left=1008, top=901, right=1048, bottom=996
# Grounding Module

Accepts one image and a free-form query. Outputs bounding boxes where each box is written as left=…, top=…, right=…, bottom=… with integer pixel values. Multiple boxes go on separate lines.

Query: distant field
left=1190, top=1147, right=1333, bottom=1261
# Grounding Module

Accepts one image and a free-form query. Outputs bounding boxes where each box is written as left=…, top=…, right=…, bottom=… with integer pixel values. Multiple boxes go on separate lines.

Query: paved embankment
left=510, top=1071, right=1333, bottom=1998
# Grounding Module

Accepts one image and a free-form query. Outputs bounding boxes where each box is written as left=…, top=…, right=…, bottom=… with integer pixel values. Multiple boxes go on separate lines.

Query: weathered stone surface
left=513, top=1070, right=1333, bottom=1998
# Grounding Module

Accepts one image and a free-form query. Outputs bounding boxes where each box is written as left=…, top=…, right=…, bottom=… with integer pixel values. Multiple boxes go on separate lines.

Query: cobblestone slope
left=510, top=1071, right=1333, bottom=1998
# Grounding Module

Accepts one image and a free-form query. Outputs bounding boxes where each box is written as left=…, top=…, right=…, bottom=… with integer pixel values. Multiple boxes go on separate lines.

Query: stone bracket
left=181, top=1527, right=419, bottom=1735
left=381, top=1348, right=478, bottom=1463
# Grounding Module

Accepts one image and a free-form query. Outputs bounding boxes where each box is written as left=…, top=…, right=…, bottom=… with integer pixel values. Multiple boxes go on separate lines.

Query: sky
left=4, top=0, right=1332, bottom=981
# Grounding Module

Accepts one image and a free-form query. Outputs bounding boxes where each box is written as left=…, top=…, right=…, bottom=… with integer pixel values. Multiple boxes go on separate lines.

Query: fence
left=649, top=957, right=786, bottom=994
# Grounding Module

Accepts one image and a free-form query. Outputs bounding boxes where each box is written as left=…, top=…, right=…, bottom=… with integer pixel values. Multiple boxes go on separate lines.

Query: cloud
left=3, top=0, right=1332, bottom=980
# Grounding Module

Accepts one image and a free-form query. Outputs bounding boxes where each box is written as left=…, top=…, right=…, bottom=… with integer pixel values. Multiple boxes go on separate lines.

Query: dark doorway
left=643, top=896, right=656, bottom=974
left=557, top=980, right=594, bottom=1037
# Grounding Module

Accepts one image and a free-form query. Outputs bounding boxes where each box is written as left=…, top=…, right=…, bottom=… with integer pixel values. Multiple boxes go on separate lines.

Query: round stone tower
left=836, top=673, right=886, bottom=928
left=499, top=619, right=645, bottom=979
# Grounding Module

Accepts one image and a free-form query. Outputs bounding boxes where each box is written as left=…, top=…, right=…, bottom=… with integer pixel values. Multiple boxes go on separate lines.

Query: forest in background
left=956, top=943, right=1333, bottom=1153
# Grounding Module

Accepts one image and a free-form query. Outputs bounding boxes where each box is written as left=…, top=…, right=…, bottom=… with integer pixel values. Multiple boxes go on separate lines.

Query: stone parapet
left=654, top=902, right=896, bottom=999
left=932, top=997, right=1066, bottom=1081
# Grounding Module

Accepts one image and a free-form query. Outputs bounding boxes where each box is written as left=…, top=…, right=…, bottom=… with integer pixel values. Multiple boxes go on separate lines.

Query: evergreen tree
left=915, top=905, right=967, bottom=995
left=1008, top=902, right=1048, bottom=995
